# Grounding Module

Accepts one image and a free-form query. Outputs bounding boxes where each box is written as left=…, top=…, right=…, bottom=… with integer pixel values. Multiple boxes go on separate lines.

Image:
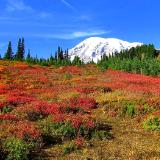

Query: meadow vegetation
left=0, top=60, right=160, bottom=159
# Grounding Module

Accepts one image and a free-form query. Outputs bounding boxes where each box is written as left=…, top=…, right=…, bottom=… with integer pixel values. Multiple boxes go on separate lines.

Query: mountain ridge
left=69, top=37, right=143, bottom=63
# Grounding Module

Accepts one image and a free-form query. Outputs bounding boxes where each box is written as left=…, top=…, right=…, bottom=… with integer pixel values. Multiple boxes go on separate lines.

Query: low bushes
left=122, top=104, right=136, bottom=117
left=39, top=114, right=111, bottom=148
left=3, top=137, right=30, bottom=160
left=39, top=114, right=95, bottom=141
left=143, top=111, right=160, bottom=131
left=0, top=120, right=42, bottom=159
left=63, top=142, right=76, bottom=155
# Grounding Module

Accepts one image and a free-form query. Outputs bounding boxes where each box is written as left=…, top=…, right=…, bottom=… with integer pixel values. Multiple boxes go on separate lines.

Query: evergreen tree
left=15, top=38, right=22, bottom=60
left=56, top=46, right=64, bottom=60
left=26, top=50, right=34, bottom=64
left=98, top=44, right=160, bottom=76
left=57, top=46, right=61, bottom=60
left=49, top=54, right=55, bottom=65
left=48, top=54, right=55, bottom=63
left=72, top=56, right=83, bottom=66
left=26, top=49, right=31, bottom=59
left=60, top=47, right=64, bottom=60
left=35, top=54, right=39, bottom=63
left=15, top=38, right=25, bottom=61
left=21, top=37, right=25, bottom=59
left=55, top=51, right=58, bottom=61
left=64, top=49, right=69, bottom=60
left=4, top=41, right=13, bottom=60
left=50, top=54, right=54, bottom=61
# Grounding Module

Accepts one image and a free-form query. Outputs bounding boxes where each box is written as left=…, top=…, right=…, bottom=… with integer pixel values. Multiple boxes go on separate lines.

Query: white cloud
left=0, top=29, right=109, bottom=39
left=6, top=0, right=34, bottom=12
left=71, top=31, right=109, bottom=38
left=29, top=30, right=110, bottom=39
left=60, top=0, right=77, bottom=12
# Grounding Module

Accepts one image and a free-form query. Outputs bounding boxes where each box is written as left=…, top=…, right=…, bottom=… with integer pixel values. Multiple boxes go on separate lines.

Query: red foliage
left=33, top=101, right=61, bottom=115
left=146, top=98, right=160, bottom=108
left=0, top=85, right=8, bottom=94
left=53, top=114, right=65, bottom=123
left=7, top=96, right=36, bottom=105
left=53, top=113, right=96, bottom=130
left=1, top=61, right=160, bottom=148
left=0, top=102, right=5, bottom=109
left=153, top=110, right=160, bottom=117
left=103, top=69, right=160, bottom=95
left=76, top=87, right=96, bottom=94
left=0, top=89, right=7, bottom=94
left=5, top=90, right=36, bottom=106
left=69, top=97, right=97, bottom=110
left=0, top=113, right=19, bottom=121
left=7, top=121, right=41, bottom=140
left=56, top=66, right=82, bottom=75
left=75, top=136, right=84, bottom=148
left=70, top=116, right=83, bottom=129
left=13, top=63, right=30, bottom=70
left=85, top=120, right=95, bottom=129
left=60, top=97, right=97, bottom=114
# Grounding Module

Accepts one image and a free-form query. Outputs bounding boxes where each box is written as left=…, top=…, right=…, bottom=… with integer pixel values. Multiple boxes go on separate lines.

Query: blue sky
left=0, top=0, right=159, bottom=58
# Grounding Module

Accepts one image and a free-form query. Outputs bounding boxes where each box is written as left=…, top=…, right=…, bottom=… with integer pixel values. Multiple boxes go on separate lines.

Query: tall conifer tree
left=15, top=38, right=22, bottom=60
left=21, top=37, right=25, bottom=59
left=4, top=41, right=13, bottom=60
left=15, top=38, right=25, bottom=60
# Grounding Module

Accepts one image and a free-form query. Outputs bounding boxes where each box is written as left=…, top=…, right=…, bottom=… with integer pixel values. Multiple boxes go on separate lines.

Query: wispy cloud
left=4, top=0, right=51, bottom=20
left=28, top=30, right=110, bottom=39
left=0, top=30, right=110, bottom=39
left=69, top=30, right=110, bottom=39
left=6, top=0, right=34, bottom=12
left=60, top=0, right=77, bottom=12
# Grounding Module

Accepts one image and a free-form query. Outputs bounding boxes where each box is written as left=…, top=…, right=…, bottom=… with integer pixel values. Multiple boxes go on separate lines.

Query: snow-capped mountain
left=69, top=37, right=142, bottom=63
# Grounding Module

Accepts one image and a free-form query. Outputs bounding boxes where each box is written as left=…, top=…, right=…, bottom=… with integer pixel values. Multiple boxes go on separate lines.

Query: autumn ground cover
left=0, top=60, right=160, bottom=160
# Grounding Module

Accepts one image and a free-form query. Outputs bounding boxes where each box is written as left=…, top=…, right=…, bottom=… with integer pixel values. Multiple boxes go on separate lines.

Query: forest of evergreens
left=98, top=44, right=160, bottom=76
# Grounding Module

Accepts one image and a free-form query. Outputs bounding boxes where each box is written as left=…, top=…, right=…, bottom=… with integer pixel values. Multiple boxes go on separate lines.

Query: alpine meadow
left=0, top=0, right=160, bottom=160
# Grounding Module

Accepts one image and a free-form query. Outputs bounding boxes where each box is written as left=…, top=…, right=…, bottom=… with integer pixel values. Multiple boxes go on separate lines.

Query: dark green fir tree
left=27, top=49, right=31, bottom=58
left=15, top=38, right=25, bottom=61
left=15, top=38, right=22, bottom=60
left=21, top=37, right=25, bottom=59
left=4, top=41, right=13, bottom=60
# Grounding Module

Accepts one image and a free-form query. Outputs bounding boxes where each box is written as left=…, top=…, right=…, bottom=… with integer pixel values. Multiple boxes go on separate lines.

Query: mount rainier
left=69, top=37, right=142, bottom=63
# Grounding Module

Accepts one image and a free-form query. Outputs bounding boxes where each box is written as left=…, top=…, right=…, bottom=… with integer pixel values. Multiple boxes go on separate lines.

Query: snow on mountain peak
left=69, top=37, right=143, bottom=63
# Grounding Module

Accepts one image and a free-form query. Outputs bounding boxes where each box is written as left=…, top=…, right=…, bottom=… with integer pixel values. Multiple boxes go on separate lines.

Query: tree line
left=98, top=44, right=160, bottom=76
left=1, top=39, right=160, bottom=76
left=3, top=38, right=25, bottom=61
left=0, top=38, right=83, bottom=66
